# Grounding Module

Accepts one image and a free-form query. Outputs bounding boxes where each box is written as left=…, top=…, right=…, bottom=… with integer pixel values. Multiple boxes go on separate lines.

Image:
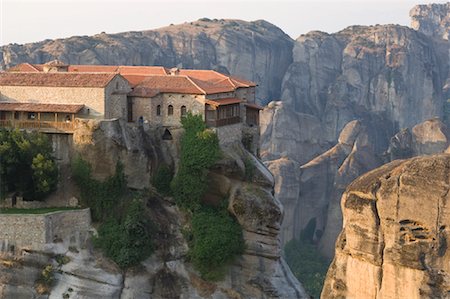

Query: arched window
left=168, top=105, right=174, bottom=116
left=180, top=105, right=187, bottom=118
left=156, top=105, right=161, bottom=116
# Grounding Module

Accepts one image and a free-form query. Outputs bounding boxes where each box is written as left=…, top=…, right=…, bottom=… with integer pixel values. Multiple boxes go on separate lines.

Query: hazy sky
left=0, top=0, right=447, bottom=46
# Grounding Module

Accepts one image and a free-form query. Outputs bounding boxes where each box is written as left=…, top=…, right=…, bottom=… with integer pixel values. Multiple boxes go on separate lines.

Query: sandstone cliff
left=262, top=3, right=450, bottom=257
left=0, top=119, right=307, bottom=299
left=322, top=154, right=450, bottom=298
left=0, top=19, right=293, bottom=104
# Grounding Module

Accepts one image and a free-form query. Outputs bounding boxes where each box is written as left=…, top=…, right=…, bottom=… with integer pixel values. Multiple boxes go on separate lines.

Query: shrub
left=35, top=264, right=54, bottom=295
left=284, top=239, right=330, bottom=298
left=152, top=165, right=173, bottom=195
left=71, top=157, right=126, bottom=221
left=190, top=206, right=245, bottom=280
left=94, top=198, right=154, bottom=268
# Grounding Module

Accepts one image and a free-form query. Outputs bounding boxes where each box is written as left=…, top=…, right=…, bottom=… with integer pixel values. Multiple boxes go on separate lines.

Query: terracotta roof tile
left=132, top=75, right=205, bottom=97
left=7, top=63, right=40, bottom=72
left=0, top=72, right=117, bottom=88
left=6, top=63, right=257, bottom=94
left=0, top=102, right=84, bottom=113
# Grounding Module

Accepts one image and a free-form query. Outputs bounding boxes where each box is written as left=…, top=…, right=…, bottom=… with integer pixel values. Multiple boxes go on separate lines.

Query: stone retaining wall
left=0, top=208, right=91, bottom=252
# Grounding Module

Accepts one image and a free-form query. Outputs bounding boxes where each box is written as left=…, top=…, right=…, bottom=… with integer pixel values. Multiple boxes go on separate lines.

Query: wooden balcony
left=0, top=120, right=75, bottom=133
left=206, top=116, right=241, bottom=127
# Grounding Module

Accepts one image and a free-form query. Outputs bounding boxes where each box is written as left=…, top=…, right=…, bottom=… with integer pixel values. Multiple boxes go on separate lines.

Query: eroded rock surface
left=0, top=122, right=306, bottom=299
left=322, top=154, right=450, bottom=299
left=0, top=19, right=293, bottom=104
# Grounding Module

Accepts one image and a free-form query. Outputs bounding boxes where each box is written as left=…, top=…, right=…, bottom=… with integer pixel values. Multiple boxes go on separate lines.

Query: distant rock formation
left=0, top=19, right=293, bottom=104
left=410, top=2, right=450, bottom=40
left=322, top=154, right=450, bottom=298
left=262, top=3, right=450, bottom=256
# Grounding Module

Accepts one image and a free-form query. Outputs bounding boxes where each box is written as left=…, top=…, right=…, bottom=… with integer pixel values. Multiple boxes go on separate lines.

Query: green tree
left=0, top=129, right=57, bottom=200
left=94, top=198, right=154, bottom=268
left=32, top=154, right=58, bottom=200
left=171, top=113, right=220, bottom=210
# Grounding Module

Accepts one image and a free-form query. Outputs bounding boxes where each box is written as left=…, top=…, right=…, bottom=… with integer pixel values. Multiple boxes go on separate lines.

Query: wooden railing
left=206, top=116, right=241, bottom=127
left=0, top=120, right=75, bottom=133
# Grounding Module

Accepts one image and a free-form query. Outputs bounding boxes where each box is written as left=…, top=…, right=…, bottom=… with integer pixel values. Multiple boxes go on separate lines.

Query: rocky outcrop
left=410, top=2, right=450, bottom=40
left=322, top=154, right=450, bottom=298
left=0, top=19, right=293, bottom=104
left=0, top=121, right=307, bottom=299
left=261, top=5, right=450, bottom=256
left=387, top=118, right=450, bottom=160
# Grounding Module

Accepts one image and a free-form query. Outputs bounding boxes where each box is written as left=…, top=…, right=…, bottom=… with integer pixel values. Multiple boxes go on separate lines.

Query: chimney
left=169, top=67, right=180, bottom=76
left=43, top=59, right=69, bottom=73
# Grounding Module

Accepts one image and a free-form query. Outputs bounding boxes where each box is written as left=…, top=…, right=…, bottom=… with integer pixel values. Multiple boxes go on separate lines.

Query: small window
left=28, top=112, right=36, bottom=120
left=156, top=105, right=161, bottom=116
left=168, top=105, right=173, bottom=116
left=116, top=82, right=119, bottom=89
left=181, top=105, right=187, bottom=118
left=14, top=111, right=19, bottom=120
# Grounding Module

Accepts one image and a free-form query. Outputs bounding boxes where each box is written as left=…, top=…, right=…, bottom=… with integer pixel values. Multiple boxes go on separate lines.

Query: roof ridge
left=184, top=76, right=207, bottom=94
left=226, top=77, right=237, bottom=88
left=26, top=63, right=40, bottom=72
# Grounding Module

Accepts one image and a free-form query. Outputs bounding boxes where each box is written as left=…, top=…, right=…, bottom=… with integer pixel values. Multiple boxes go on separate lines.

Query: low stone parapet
left=0, top=208, right=91, bottom=253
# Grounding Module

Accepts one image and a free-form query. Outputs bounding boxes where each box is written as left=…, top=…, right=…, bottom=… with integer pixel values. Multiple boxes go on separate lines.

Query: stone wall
left=0, top=86, right=106, bottom=117
left=0, top=208, right=91, bottom=252
left=214, top=123, right=242, bottom=145
left=131, top=93, right=205, bottom=126
left=105, top=75, right=130, bottom=119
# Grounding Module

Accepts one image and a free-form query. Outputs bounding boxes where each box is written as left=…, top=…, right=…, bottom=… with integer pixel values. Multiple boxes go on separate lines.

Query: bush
left=94, top=198, right=154, bottom=268
left=190, top=206, right=245, bottom=280
left=284, top=239, right=330, bottom=298
left=152, top=165, right=173, bottom=195
left=0, top=129, right=58, bottom=200
left=72, top=157, right=126, bottom=221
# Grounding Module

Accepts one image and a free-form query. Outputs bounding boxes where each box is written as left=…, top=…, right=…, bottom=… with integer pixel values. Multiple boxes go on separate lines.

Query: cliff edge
left=322, top=154, right=450, bottom=298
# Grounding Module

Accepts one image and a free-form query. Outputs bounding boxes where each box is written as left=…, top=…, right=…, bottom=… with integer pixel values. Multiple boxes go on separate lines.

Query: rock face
left=0, top=19, right=293, bottom=104
left=0, top=121, right=307, bottom=299
left=410, top=2, right=450, bottom=40
left=322, top=154, right=450, bottom=299
left=261, top=4, right=450, bottom=256
left=387, top=118, right=450, bottom=160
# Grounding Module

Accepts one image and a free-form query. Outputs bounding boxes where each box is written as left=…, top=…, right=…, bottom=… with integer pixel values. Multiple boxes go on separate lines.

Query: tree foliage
left=0, top=129, right=58, bottom=200
left=152, top=165, right=173, bottom=196
left=94, top=198, right=154, bottom=269
left=72, top=158, right=154, bottom=268
left=169, top=113, right=244, bottom=280
left=72, top=157, right=126, bottom=221
left=284, top=239, right=330, bottom=298
left=171, top=113, right=221, bottom=210
left=190, top=206, right=245, bottom=280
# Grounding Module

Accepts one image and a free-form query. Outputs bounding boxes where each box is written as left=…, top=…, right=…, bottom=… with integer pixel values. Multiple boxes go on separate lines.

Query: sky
left=0, top=0, right=448, bottom=46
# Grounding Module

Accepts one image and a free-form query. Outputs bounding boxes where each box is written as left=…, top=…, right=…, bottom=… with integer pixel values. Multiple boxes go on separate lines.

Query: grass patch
left=0, top=207, right=81, bottom=215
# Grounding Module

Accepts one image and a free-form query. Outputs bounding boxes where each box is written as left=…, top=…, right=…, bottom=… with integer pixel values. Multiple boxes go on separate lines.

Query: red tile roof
left=7, top=63, right=40, bottom=72
left=6, top=63, right=256, bottom=95
left=0, top=102, right=84, bottom=113
left=0, top=72, right=117, bottom=88
left=131, top=75, right=205, bottom=96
